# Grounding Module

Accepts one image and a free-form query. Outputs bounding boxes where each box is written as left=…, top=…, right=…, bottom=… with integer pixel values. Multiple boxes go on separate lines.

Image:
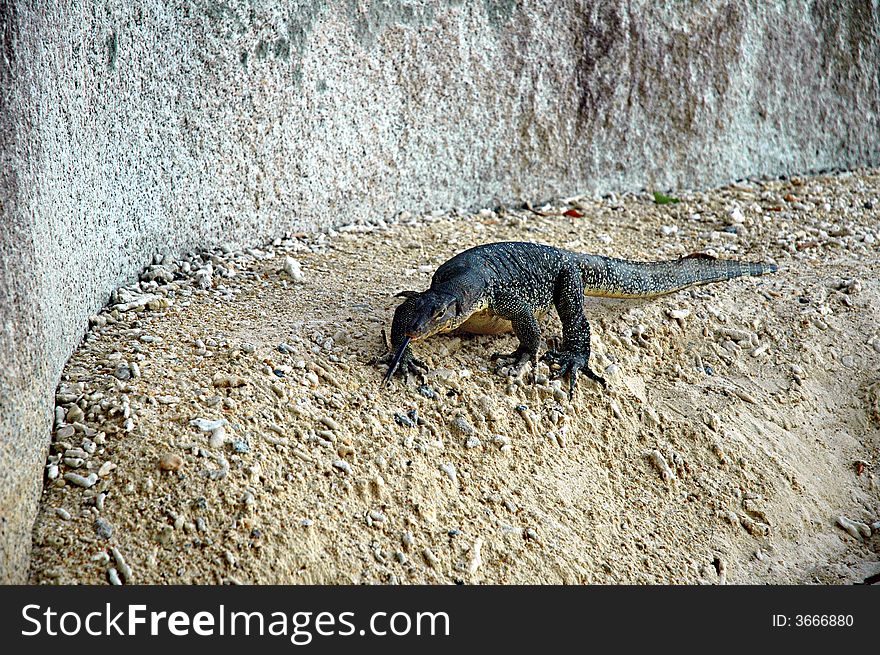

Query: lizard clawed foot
left=376, top=351, right=428, bottom=386
left=490, top=348, right=538, bottom=383
left=541, top=350, right=606, bottom=399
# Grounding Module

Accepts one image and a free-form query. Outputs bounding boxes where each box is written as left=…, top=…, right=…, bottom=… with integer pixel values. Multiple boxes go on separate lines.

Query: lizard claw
left=379, top=337, right=429, bottom=387
left=541, top=350, right=606, bottom=399
left=491, top=348, right=538, bottom=383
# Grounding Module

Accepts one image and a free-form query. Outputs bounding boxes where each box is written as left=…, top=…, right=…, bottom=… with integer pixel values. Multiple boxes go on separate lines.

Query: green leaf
left=653, top=191, right=680, bottom=205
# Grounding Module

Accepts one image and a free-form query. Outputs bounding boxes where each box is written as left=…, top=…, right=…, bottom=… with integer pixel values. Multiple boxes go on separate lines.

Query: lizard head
left=383, top=290, right=466, bottom=385
left=393, top=290, right=463, bottom=340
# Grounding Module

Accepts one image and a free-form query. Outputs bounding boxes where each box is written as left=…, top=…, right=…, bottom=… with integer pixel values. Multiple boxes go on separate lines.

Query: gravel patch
left=29, top=169, right=880, bottom=584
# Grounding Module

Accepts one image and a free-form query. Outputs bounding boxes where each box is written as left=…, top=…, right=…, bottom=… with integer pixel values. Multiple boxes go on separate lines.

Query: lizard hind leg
left=543, top=265, right=607, bottom=399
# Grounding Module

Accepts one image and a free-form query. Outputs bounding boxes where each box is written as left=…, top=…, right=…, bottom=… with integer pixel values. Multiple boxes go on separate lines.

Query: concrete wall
left=1, top=0, right=878, bottom=582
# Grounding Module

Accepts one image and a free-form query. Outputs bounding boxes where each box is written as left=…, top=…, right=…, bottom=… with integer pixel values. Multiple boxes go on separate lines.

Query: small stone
left=63, top=472, right=98, bottom=488
left=440, top=462, right=457, bottom=484
left=110, top=547, right=133, bottom=583
left=333, top=460, right=352, bottom=474
left=283, top=257, right=305, bottom=282
left=467, top=538, right=483, bottom=574
left=394, top=413, right=415, bottom=428
left=422, top=547, right=441, bottom=569
left=113, top=363, right=131, bottom=381
left=94, top=517, right=114, bottom=539
left=450, top=415, right=476, bottom=436
left=107, top=568, right=122, bottom=585
left=464, top=436, right=482, bottom=449
left=190, top=417, right=228, bottom=432
left=97, top=461, right=117, bottom=477
left=418, top=385, right=437, bottom=399
left=836, top=516, right=871, bottom=540
left=211, top=373, right=246, bottom=388
left=650, top=450, right=676, bottom=482
left=319, top=416, right=340, bottom=431
left=158, top=453, right=183, bottom=471
left=55, top=424, right=75, bottom=440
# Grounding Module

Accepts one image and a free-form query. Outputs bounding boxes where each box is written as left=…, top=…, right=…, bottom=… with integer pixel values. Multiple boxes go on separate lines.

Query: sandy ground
left=30, top=170, right=880, bottom=584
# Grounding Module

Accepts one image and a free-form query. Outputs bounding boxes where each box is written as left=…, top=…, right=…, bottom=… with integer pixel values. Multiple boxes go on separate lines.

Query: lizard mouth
left=382, top=336, right=411, bottom=386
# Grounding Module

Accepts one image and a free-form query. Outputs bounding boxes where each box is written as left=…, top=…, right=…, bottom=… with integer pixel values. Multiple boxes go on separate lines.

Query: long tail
left=577, top=253, right=777, bottom=299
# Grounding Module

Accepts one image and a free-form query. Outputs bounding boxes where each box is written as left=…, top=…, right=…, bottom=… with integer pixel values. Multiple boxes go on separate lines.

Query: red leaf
left=563, top=209, right=584, bottom=218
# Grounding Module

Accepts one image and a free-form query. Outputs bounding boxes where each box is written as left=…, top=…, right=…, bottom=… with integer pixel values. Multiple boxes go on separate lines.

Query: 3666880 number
left=795, top=615, right=853, bottom=627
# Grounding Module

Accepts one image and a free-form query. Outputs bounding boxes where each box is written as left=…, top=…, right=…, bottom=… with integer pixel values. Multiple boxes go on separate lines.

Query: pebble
left=65, top=404, right=84, bottom=423
left=212, top=372, right=246, bottom=388
left=319, top=416, right=340, bottom=431
left=190, top=417, right=229, bottom=432
left=394, top=413, right=415, bottom=428
left=729, top=207, right=745, bottom=224
left=92, top=552, right=110, bottom=564
left=422, top=547, right=441, bottom=569
left=418, top=385, right=437, bottom=399
left=836, top=516, right=871, bottom=540
left=440, top=463, right=457, bottom=485
left=113, top=362, right=132, bottom=381
left=193, top=269, right=212, bottom=289
left=158, top=453, right=183, bottom=471
left=734, top=389, right=757, bottom=404
left=54, top=507, right=71, bottom=520
left=55, top=424, right=75, bottom=440
left=451, top=415, right=476, bottom=436
left=94, top=517, right=114, bottom=539
left=464, top=436, right=481, bottom=449
left=110, top=546, right=133, bottom=583
left=107, top=568, right=122, bottom=586
left=63, top=472, right=98, bottom=488
left=650, top=450, right=676, bottom=482
left=467, top=538, right=483, bottom=574
left=97, top=461, right=117, bottom=477
left=283, top=257, right=305, bottom=282
left=332, top=460, right=352, bottom=474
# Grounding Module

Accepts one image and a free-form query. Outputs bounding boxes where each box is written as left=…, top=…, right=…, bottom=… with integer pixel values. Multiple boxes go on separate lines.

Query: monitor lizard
left=381, top=241, right=777, bottom=398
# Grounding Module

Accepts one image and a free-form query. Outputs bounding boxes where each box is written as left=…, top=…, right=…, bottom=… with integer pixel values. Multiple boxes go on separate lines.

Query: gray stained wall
left=1, top=0, right=878, bottom=582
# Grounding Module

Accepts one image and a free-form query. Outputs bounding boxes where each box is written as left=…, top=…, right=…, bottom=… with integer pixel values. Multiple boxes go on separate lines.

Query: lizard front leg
left=488, top=293, right=541, bottom=382
left=542, top=266, right=607, bottom=398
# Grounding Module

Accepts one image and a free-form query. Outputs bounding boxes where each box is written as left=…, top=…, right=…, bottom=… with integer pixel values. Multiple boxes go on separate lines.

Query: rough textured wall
left=1, top=0, right=878, bottom=582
